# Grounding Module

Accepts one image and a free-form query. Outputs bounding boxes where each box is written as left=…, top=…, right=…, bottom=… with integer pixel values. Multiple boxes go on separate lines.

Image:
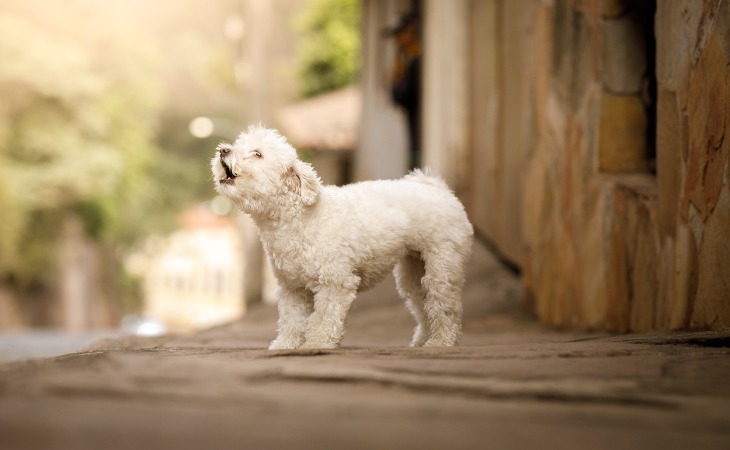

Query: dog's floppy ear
left=284, top=160, right=321, bottom=206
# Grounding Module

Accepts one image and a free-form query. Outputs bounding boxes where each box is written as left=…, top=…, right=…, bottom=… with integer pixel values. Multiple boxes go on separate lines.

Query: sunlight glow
left=189, top=116, right=215, bottom=138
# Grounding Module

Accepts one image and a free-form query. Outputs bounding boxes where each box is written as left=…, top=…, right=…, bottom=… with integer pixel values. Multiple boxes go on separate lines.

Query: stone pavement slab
left=1, top=243, right=729, bottom=449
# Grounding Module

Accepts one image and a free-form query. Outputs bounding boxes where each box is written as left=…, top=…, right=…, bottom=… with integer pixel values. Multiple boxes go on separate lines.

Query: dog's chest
left=261, top=239, right=317, bottom=287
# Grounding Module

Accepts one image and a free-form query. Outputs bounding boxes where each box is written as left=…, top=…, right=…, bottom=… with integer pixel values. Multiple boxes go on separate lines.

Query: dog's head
left=211, top=125, right=321, bottom=215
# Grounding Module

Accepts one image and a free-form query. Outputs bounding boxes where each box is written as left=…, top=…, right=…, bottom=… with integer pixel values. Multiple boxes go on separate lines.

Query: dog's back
left=403, top=168, right=451, bottom=191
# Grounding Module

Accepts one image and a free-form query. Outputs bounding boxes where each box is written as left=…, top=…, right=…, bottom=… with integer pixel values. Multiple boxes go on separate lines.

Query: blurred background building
left=0, top=0, right=728, bottom=349
left=134, top=205, right=244, bottom=331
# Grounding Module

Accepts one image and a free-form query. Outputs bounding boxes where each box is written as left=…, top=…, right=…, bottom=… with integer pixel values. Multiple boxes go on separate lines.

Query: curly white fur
left=212, top=125, right=473, bottom=349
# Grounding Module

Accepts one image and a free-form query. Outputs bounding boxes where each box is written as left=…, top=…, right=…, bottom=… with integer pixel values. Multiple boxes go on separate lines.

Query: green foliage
left=297, top=0, right=361, bottom=98
left=0, top=0, right=258, bottom=323
left=0, top=6, right=163, bottom=289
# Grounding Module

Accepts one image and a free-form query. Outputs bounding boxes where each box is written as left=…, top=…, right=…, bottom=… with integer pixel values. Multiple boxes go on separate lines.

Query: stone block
left=602, top=15, right=647, bottom=95
left=601, top=0, right=630, bottom=18
left=656, top=88, right=682, bottom=238
left=579, top=183, right=611, bottom=329
left=599, top=94, right=649, bottom=172
left=668, top=223, right=699, bottom=330
left=602, top=175, right=659, bottom=332
left=682, top=32, right=729, bottom=219
left=552, top=3, right=595, bottom=111
left=655, top=1, right=693, bottom=101
left=692, top=182, right=730, bottom=329
left=605, top=186, right=630, bottom=332
left=628, top=194, right=660, bottom=332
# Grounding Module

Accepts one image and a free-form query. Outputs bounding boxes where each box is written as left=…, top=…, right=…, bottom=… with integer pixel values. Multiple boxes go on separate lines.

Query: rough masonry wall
left=523, top=0, right=730, bottom=331
left=657, top=0, right=730, bottom=329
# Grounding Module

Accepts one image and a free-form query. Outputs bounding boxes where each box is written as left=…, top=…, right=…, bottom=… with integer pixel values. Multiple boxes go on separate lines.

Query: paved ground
left=1, top=242, right=729, bottom=450
left=0, top=331, right=121, bottom=363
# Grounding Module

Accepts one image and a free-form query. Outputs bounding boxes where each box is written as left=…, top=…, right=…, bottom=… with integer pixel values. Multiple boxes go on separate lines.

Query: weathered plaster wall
left=462, top=0, right=533, bottom=266
left=422, top=0, right=470, bottom=194
left=522, top=0, right=730, bottom=331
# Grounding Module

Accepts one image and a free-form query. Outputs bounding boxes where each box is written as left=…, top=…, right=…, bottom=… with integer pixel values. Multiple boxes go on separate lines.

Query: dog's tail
left=403, top=167, right=451, bottom=191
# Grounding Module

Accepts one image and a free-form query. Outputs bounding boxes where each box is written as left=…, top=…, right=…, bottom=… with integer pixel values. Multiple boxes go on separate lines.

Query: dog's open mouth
left=219, top=159, right=237, bottom=185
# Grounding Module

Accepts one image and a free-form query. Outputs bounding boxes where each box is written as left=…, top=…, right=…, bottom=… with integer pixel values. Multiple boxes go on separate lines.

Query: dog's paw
left=409, top=325, right=429, bottom=347
left=423, top=337, right=458, bottom=347
left=268, top=339, right=302, bottom=350
left=299, top=340, right=339, bottom=350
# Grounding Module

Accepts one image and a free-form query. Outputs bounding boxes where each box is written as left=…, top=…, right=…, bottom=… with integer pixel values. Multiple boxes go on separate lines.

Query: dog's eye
left=253, top=150, right=262, bottom=158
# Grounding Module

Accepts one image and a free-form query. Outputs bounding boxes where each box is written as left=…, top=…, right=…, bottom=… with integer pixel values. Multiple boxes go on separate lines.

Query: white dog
left=212, top=125, right=473, bottom=349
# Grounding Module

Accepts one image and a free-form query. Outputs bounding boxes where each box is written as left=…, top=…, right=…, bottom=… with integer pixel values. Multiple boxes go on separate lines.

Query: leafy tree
left=0, top=5, right=163, bottom=307
left=296, top=0, right=361, bottom=98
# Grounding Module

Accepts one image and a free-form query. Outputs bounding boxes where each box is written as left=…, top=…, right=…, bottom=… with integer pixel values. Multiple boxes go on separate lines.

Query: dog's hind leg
left=269, top=287, right=313, bottom=350
left=420, top=242, right=469, bottom=346
left=394, top=252, right=429, bottom=347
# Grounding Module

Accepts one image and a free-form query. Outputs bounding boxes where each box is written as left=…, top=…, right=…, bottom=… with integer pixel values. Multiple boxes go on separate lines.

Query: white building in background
left=139, top=204, right=245, bottom=331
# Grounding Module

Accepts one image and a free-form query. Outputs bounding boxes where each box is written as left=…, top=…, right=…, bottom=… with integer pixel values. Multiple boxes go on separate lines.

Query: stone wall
left=522, top=0, right=730, bottom=331
left=656, top=0, right=730, bottom=330
left=365, top=0, right=729, bottom=332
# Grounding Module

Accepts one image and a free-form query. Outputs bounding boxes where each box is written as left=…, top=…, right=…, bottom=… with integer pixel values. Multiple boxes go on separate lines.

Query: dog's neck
left=240, top=191, right=310, bottom=231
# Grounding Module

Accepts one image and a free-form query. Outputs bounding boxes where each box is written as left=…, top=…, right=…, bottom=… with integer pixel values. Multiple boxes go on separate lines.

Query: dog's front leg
left=300, top=283, right=357, bottom=349
left=269, top=287, right=313, bottom=350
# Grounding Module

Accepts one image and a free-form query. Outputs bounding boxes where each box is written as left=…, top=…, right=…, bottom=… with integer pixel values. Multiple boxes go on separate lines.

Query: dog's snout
left=219, top=146, right=230, bottom=156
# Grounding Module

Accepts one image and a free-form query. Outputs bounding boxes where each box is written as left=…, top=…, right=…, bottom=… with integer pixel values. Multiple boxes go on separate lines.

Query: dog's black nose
left=219, top=146, right=230, bottom=156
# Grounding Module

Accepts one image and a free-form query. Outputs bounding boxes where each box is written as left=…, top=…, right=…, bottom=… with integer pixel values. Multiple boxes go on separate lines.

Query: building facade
left=138, top=207, right=245, bottom=331
left=361, top=0, right=730, bottom=331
